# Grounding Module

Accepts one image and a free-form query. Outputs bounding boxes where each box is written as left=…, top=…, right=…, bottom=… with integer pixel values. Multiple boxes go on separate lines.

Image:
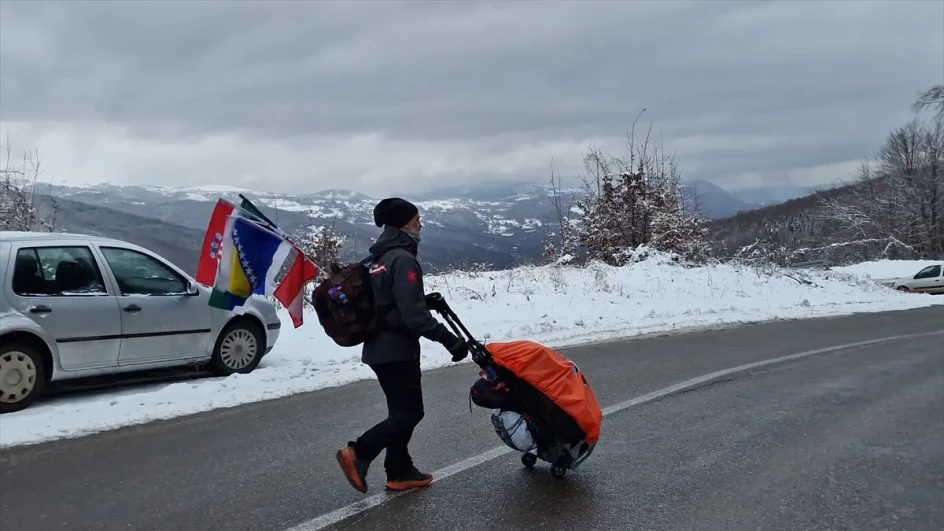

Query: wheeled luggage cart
left=426, top=293, right=599, bottom=478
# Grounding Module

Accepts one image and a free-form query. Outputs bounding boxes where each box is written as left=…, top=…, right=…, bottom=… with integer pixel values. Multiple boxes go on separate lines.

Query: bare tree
left=813, top=162, right=889, bottom=241
left=813, top=111, right=944, bottom=257
left=879, top=117, right=943, bottom=254
left=922, top=115, right=944, bottom=249
left=542, top=160, right=579, bottom=263
left=912, top=84, right=944, bottom=119
left=0, top=135, right=59, bottom=232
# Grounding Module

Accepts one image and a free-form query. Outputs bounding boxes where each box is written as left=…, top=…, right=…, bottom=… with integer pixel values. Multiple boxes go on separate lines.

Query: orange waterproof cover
left=485, top=340, right=602, bottom=444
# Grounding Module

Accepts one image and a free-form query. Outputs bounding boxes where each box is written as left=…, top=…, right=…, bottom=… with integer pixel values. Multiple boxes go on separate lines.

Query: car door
left=5, top=241, right=122, bottom=371
left=923, top=265, right=944, bottom=294
left=910, top=265, right=943, bottom=293
left=95, top=244, right=214, bottom=366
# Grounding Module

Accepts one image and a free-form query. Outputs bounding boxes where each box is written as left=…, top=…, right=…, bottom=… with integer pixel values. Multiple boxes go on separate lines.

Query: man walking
left=336, top=197, right=470, bottom=494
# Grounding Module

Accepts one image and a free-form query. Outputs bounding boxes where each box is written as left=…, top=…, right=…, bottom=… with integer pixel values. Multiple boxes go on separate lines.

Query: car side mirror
left=186, top=281, right=200, bottom=296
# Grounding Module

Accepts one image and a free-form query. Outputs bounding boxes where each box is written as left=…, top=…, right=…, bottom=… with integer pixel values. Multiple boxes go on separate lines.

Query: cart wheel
left=521, top=453, right=537, bottom=468
left=550, top=464, right=567, bottom=478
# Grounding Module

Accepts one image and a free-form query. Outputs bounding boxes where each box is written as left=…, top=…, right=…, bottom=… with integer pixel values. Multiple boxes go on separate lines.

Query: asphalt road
left=1, top=306, right=942, bottom=531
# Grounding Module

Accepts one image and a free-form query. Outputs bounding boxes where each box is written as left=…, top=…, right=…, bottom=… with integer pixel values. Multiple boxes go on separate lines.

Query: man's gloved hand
left=448, top=339, right=470, bottom=362
left=442, top=332, right=469, bottom=362
left=425, top=292, right=447, bottom=313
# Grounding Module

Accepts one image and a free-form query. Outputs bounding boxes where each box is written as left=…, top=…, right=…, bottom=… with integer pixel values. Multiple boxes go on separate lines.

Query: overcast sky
left=1, top=0, right=941, bottom=196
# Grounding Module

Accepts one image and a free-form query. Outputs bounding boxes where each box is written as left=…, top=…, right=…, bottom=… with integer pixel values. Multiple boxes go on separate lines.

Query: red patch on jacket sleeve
left=406, top=270, right=418, bottom=283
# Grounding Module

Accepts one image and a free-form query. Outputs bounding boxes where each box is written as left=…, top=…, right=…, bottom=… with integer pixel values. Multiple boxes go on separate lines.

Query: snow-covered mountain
left=55, top=182, right=571, bottom=235
left=46, top=181, right=580, bottom=273
left=42, top=179, right=792, bottom=274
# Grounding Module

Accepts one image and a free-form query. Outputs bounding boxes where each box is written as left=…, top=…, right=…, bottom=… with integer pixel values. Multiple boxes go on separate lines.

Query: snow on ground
left=1, top=251, right=940, bottom=448
left=832, top=259, right=943, bottom=280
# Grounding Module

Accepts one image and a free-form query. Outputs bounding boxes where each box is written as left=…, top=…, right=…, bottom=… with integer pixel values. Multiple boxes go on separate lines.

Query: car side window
left=915, top=265, right=941, bottom=279
left=99, top=247, right=188, bottom=296
left=11, top=246, right=108, bottom=296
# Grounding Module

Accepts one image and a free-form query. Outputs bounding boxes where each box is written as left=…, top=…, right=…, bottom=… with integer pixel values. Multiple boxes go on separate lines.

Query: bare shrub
left=0, top=136, right=59, bottom=232
left=547, top=263, right=568, bottom=293
left=289, top=216, right=346, bottom=308
left=547, top=110, right=711, bottom=266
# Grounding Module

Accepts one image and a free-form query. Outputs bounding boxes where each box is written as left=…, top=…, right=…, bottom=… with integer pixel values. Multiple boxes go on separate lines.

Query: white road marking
left=286, top=330, right=942, bottom=531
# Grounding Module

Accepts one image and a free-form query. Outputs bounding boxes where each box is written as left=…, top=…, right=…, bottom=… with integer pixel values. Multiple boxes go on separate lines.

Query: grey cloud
left=2, top=1, right=715, bottom=138
left=0, top=0, right=941, bottom=192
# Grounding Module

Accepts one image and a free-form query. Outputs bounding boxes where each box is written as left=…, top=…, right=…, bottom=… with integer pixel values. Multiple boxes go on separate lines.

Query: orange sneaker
left=336, top=445, right=369, bottom=494
left=385, top=467, right=433, bottom=491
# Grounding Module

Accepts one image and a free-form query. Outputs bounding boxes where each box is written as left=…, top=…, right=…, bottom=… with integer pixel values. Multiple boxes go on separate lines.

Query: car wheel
left=896, top=286, right=910, bottom=292
left=211, top=319, right=265, bottom=376
left=0, top=342, right=46, bottom=414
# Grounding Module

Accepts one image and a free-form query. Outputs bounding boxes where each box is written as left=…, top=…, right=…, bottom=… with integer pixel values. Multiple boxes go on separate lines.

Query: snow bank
left=2, top=251, right=940, bottom=448
left=832, top=259, right=943, bottom=280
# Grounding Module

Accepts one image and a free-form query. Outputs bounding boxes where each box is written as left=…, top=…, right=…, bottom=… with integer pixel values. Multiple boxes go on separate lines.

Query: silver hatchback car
left=0, top=231, right=282, bottom=413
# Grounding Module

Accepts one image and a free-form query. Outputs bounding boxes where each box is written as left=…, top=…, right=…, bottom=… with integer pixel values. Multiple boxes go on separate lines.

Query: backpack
left=311, top=255, right=381, bottom=347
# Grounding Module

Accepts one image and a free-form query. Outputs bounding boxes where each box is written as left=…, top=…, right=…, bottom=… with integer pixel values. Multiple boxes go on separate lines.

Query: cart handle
left=426, top=292, right=492, bottom=366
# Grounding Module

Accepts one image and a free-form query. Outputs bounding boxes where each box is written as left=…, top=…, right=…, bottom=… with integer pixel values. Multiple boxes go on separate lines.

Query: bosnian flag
left=208, top=215, right=318, bottom=328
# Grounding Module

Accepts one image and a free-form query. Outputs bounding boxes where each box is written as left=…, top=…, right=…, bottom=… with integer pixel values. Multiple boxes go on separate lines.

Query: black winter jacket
left=361, top=225, right=455, bottom=365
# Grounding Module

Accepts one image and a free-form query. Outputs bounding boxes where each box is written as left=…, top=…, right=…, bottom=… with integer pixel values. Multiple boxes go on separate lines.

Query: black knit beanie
left=373, top=197, right=419, bottom=228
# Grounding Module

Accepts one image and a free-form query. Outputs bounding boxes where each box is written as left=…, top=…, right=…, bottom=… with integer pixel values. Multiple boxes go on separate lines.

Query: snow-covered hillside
left=1, top=251, right=939, bottom=448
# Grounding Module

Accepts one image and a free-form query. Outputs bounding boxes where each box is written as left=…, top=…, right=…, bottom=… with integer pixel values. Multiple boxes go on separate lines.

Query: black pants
left=353, top=360, right=425, bottom=480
